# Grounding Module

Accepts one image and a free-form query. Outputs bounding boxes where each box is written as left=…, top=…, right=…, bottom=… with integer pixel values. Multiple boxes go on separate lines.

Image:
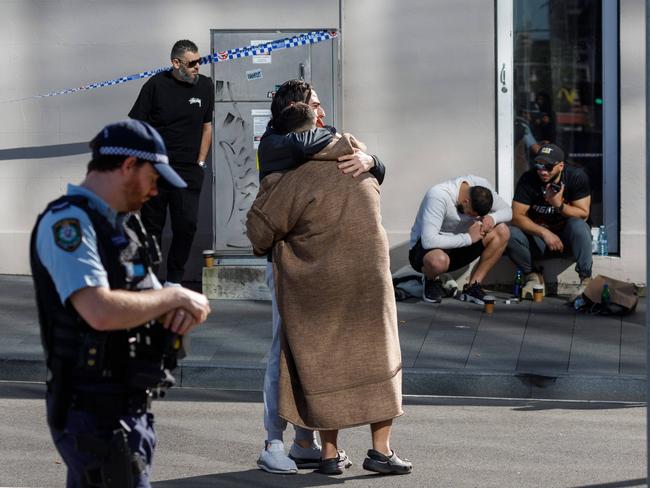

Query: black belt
left=71, top=389, right=151, bottom=417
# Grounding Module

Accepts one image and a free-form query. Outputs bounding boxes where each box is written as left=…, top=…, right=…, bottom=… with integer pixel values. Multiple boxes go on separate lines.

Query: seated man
left=246, top=102, right=411, bottom=476
left=507, top=143, right=592, bottom=297
left=409, top=176, right=512, bottom=304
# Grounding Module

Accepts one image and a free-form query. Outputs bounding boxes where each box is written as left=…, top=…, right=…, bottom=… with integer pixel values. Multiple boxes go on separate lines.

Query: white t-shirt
left=409, top=175, right=512, bottom=250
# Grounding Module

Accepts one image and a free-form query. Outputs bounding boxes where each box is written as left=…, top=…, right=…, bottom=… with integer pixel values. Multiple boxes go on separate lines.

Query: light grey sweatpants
left=263, top=262, right=315, bottom=443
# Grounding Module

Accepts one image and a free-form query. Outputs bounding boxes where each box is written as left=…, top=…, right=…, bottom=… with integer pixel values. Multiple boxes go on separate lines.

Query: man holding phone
left=507, top=143, right=592, bottom=298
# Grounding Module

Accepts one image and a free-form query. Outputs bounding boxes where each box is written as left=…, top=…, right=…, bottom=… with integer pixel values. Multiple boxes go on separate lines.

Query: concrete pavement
left=0, top=275, right=646, bottom=401
left=0, top=382, right=645, bottom=488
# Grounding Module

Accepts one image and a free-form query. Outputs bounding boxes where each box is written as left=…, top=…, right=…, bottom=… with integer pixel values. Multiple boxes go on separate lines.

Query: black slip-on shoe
left=315, top=450, right=352, bottom=475
left=316, top=456, right=343, bottom=475
left=362, top=449, right=413, bottom=475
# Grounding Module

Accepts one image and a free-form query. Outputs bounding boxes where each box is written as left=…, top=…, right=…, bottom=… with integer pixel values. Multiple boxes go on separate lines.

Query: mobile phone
left=550, top=182, right=562, bottom=192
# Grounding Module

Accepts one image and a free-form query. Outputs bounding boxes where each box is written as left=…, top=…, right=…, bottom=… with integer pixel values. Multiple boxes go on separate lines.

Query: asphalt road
left=0, top=382, right=646, bottom=488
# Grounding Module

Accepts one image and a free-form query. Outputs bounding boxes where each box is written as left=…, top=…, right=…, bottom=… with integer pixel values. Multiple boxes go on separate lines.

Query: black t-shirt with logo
left=513, top=164, right=591, bottom=229
left=129, top=71, right=214, bottom=164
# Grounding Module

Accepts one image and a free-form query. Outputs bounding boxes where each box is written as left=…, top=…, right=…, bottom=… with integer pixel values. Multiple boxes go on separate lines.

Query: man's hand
left=480, top=215, right=495, bottom=235
left=163, top=288, right=211, bottom=335
left=337, top=150, right=375, bottom=177
left=468, top=221, right=483, bottom=243
left=542, top=229, right=564, bottom=252
left=162, top=308, right=198, bottom=336
left=544, top=182, right=564, bottom=208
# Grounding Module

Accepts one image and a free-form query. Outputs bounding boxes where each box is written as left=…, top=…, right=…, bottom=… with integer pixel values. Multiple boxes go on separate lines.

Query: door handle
left=299, top=63, right=305, bottom=81
left=500, top=63, right=507, bottom=93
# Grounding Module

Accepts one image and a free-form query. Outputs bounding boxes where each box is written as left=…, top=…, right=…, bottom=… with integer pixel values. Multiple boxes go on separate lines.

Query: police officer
left=30, top=120, right=211, bottom=488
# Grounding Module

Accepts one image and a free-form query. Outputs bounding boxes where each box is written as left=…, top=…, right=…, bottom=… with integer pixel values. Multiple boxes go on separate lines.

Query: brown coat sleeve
left=245, top=172, right=305, bottom=256
left=344, top=132, right=368, bottom=153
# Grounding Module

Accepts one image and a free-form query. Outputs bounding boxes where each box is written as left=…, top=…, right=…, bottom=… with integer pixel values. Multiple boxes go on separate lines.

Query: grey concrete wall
left=0, top=0, right=646, bottom=285
left=0, top=0, right=339, bottom=276
left=341, top=0, right=496, bottom=265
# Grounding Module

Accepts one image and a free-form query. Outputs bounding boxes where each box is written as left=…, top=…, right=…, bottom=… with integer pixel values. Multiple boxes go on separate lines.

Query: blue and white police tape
left=4, top=30, right=337, bottom=103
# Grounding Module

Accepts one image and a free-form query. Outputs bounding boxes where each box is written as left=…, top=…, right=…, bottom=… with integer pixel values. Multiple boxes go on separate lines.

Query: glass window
left=511, top=0, right=618, bottom=250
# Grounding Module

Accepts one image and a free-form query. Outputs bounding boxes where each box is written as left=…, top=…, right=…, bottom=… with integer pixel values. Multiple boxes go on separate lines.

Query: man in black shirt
left=129, top=39, right=214, bottom=286
left=507, top=143, right=592, bottom=297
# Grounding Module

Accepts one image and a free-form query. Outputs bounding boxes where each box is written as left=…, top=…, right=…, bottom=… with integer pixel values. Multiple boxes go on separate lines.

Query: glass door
left=497, top=0, right=619, bottom=253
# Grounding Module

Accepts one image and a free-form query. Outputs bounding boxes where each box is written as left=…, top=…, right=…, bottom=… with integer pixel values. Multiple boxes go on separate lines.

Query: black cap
left=90, top=120, right=187, bottom=188
left=534, top=143, right=564, bottom=166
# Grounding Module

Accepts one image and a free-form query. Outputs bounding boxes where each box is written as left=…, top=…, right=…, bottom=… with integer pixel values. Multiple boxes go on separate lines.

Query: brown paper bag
left=582, top=275, right=638, bottom=312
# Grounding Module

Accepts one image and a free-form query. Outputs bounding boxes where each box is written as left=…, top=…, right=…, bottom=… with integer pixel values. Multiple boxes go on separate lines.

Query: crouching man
left=409, top=176, right=512, bottom=304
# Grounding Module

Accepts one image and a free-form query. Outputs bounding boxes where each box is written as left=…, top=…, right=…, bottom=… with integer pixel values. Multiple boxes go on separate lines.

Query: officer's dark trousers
left=47, top=394, right=156, bottom=488
left=140, top=163, right=205, bottom=283
left=506, top=217, right=593, bottom=279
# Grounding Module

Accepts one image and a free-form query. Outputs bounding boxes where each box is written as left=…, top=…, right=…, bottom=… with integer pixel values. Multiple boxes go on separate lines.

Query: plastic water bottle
left=513, top=269, right=523, bottom=299
left=597, top=225, right=608, bottom=256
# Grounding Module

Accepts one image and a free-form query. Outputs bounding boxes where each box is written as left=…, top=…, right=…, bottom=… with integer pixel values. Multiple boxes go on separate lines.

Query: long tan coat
left=246, top=134, right=403, bottom=430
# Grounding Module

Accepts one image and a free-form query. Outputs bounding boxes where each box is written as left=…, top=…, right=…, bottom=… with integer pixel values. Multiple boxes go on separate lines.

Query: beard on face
left=456, top=203, right=465, bottom=215
left=179, top=65, right=199, bottom=85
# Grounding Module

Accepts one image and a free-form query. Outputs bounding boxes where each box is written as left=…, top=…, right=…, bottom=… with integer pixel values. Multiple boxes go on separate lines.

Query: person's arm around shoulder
left=258, top=127, right=335, bottom=178
left=336, top=133, right=385, bottom=184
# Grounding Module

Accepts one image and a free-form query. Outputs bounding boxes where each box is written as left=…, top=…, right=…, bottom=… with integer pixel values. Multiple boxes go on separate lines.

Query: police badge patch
left=52, top=218, right=82, bottom=252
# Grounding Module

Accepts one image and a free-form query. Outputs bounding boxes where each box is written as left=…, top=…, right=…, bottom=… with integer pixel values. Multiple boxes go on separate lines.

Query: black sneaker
left=362, top=449, right=412, bottom=475
left=422, top=277, right=445, bottom=303
left=459, top=281, right=486, bottom=305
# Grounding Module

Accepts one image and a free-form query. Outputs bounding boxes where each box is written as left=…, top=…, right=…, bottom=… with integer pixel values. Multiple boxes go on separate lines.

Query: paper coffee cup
left=484, top=295, right=495, bottom=314
left=202, top=249, right=215, bottom=267
left=533, top=284, right=544, bottom=302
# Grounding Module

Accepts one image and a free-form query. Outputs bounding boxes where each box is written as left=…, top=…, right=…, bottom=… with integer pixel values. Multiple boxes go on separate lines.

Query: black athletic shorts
left=408, top=238, right=485, bottom=273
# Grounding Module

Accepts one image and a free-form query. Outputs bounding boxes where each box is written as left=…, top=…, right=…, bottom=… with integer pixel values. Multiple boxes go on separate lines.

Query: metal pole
left=646, top=0, right=650, bottom=480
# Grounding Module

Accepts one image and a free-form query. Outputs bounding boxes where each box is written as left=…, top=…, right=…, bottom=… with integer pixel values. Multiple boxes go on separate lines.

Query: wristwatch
left=198, top=160, right=206, bottom=168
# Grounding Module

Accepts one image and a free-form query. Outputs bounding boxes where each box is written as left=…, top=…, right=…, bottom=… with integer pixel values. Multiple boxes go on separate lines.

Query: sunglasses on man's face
left=175, top=58, right=201, bottom=68
left=534, top=162, right=558, bottom=172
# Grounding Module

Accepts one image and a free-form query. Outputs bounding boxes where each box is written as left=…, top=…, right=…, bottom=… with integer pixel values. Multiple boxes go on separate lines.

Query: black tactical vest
left=30, top=195, right=160, bottom=391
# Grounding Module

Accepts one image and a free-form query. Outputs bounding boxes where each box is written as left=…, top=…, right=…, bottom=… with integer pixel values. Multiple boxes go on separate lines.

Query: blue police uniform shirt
left=36, top=184, right=161, bottom=304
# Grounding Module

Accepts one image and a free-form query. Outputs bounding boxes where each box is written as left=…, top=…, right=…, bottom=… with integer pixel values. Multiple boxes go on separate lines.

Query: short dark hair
left=275, top=102, right=316, bottom=134
left=469, top=186, right=493, bottom=217
left=271, top=80, right=313, bottom=121
left=171, top=39, right=198, bottom=60
left=86, top=155, right=149, bottom=173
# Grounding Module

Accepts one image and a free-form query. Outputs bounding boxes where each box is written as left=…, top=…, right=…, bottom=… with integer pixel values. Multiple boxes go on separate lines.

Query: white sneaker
left=522, top=272, right=544, bottom=300
left=163, top=281, right=182, bottom=288
left=288, top=440, right=322, bottom=469
left=440, top=273, right=459, bottom=298
left=257, top=440, right=298, bottom=474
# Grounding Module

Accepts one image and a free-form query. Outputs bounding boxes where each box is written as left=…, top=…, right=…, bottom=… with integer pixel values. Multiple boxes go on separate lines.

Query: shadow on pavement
left=152, top=469, right=387, bottom=487
left=403, top=395, right=644, bottom=411
left=0, top=382, right=643, bottom=412
left=567, top=478, right=647, bottom=488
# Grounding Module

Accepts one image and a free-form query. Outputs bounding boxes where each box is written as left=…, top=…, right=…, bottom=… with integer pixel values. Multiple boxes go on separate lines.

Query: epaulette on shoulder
left=50, top=201, right=72, bottom=213
left=49, top=195, right=88, bottom=214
